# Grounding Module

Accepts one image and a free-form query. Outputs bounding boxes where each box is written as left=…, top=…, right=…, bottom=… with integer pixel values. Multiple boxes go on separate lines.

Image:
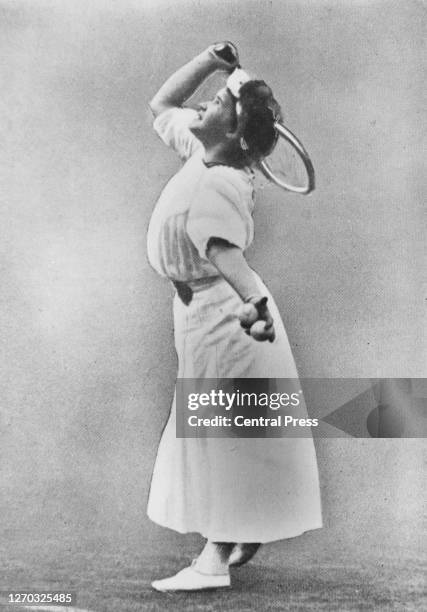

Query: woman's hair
left=238, top=80, right=282, bottom=162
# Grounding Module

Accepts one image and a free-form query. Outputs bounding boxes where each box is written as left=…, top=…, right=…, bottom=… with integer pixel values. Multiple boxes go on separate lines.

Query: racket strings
left=265, top=136, right=308, bottom=187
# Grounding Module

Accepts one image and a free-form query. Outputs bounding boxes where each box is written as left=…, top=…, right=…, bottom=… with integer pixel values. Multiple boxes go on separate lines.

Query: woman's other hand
left=238, top=296, right=276, bottom=343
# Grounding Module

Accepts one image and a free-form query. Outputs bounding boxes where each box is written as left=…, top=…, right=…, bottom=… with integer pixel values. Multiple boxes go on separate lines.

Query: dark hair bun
left=238, top=80, right=282, bottom=161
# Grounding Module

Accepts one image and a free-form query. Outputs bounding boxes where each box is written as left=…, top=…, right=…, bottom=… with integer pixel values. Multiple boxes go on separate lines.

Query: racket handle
left=212, top=41, right=240, bottom=67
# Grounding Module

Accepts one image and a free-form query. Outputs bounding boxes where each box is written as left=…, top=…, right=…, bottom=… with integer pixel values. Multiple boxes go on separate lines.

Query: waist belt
left=171, top=276, right=222, bottom=305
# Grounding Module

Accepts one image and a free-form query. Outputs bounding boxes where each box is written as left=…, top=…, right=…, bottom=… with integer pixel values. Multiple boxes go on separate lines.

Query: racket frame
left=259, top=121, right=316, bottom=195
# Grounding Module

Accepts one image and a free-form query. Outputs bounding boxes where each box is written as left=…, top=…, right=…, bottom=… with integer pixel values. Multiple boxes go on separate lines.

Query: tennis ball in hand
left=250, top=320, right=269, bottom=340
left=238, top=303, right=258, bottom=327
left=249, top=320, right=275, bottom=342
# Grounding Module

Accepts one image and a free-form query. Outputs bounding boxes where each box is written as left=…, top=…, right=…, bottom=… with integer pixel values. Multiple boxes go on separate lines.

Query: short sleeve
left=153, top=107, right=203, bottom=161
left=187, top=170, right=250, bottom=260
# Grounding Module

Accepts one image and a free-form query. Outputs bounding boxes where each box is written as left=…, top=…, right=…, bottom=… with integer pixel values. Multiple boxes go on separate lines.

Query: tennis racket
left=213, top=42, right=316, bottom=195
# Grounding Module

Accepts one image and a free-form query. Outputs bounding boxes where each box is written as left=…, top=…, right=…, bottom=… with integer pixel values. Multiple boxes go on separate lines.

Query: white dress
left=146, top=107, right=322, bottom=543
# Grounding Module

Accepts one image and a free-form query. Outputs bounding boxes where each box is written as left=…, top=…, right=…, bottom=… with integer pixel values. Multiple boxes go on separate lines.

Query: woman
left=146, top=43, right=322, bottom=591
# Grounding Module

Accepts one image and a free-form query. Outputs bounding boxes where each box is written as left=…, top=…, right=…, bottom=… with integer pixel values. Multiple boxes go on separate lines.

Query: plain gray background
left=1, top=0, right=425, bottom=578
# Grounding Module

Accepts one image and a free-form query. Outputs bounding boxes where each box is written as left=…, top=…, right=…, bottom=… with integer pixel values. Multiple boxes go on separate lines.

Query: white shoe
left=151, top=560, right=231, bottom=592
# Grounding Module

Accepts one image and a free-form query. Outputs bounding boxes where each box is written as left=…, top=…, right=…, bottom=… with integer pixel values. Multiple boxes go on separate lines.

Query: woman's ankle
left=194, top=541, right=234, bottom=575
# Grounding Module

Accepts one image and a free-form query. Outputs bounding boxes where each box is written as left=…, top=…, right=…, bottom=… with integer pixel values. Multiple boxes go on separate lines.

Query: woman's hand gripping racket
left=208, top=41, right=240, bottom=72
left=217, top=42, right=316, bottom=195
left=238, top=297, right=276, bottom=343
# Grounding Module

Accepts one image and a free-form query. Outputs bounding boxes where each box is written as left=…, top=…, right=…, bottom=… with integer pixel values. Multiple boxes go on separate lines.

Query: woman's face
left=190, top=87, right=238, bottom=145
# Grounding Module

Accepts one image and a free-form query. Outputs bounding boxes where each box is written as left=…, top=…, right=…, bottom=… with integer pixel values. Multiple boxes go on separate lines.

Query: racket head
left=258, top=122, right=315, bottom=195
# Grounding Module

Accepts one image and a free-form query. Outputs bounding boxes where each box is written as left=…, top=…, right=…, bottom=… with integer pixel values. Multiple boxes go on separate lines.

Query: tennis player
left=147, top=43, right=322, bottom=591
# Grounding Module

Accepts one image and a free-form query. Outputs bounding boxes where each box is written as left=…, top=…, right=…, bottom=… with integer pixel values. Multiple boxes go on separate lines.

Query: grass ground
left=0, top=514, right=425, bottom=612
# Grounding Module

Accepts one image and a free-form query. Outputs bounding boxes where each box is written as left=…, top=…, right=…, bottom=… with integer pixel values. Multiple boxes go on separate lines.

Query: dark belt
left=172, top=276, right=222, bottom=306
left=172, top=280, right=193, bottom=305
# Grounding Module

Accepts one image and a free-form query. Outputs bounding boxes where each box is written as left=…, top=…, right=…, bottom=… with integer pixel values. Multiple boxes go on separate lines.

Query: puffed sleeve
left=153, top=107, right=203, bottom=161
left=187, top=170, right=252, bottom=260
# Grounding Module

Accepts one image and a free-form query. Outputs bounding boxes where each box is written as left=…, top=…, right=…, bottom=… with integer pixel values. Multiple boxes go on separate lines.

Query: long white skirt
left=147, top=274, right=322, bottom=543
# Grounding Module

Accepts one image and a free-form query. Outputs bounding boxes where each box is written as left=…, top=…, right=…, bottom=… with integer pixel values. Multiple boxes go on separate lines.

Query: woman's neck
left=203, top=143, right=248, bottom=170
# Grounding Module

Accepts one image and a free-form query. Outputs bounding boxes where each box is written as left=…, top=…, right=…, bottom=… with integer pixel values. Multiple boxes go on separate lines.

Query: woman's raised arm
left=149, top=45, right=239, bottom=117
